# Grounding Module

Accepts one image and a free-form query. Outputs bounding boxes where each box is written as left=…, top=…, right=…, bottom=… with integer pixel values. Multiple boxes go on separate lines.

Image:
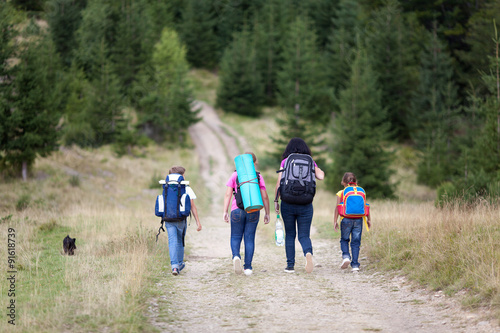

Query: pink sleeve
left=280, top=158, right=286, bottom=169
left=226, top=171, right=237, bottom=189
left=258, top=173, right=266, bottom=191
left=226, top=172, right=238, bottom=211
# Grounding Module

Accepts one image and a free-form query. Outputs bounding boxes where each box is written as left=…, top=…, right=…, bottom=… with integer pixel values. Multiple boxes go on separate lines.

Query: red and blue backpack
left=337, top=183, right=370, bottom=218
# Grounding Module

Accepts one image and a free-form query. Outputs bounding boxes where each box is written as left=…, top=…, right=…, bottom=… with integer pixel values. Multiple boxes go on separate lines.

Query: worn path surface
left=148, top=101, right=497, bottom=332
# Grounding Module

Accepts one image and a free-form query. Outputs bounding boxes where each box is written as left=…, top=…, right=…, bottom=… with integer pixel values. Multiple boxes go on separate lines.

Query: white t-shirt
left=185, top=186, right=197, bottom=200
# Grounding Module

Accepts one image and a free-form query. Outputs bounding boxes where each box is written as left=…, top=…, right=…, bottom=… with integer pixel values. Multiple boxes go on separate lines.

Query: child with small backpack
left=155, top=166, right=202, bottom=276
left=333, top=172, right=371, bottom=272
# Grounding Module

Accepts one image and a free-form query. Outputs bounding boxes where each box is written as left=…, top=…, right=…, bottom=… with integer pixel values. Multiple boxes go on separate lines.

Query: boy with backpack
left=333, top=172, right=371, bottom=272
left=155, top=166, right=202, bottom=276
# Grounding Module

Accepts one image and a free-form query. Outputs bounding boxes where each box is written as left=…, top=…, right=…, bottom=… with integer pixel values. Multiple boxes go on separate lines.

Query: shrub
left=16, top=194, right=31, bottom=211
left=69, top=175, right=80, bottom=187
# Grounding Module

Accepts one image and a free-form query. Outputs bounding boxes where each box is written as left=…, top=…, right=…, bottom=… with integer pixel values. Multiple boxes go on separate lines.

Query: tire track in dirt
left=147, top=102, right=497, bottom=332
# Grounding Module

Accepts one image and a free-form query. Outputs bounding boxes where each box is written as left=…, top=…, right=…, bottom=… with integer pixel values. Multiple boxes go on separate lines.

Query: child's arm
left=261, top=189, right=270, bottom=224
left=366, top=211, right=371, bottom=229
left=334, top=195, right=341, bottom=231
left=190, top=200, right=202, bottom=231
left=223, top=186, right=233, bottom=223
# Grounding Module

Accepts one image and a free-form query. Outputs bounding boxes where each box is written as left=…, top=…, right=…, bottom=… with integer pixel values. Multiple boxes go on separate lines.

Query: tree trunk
left=22, top=161, right=28, bottom=181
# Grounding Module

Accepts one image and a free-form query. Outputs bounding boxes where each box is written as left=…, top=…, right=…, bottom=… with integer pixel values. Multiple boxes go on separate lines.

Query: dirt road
left=148, top=101, right=496, bottom=332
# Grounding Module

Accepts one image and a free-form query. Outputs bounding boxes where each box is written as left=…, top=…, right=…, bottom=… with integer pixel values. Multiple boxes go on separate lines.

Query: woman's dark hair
left=282, top=137, right=312, bottom=160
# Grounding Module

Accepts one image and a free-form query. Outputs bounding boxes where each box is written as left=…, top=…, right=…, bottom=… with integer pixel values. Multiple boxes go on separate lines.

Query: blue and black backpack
left=155, top=173, right=191, bottom=222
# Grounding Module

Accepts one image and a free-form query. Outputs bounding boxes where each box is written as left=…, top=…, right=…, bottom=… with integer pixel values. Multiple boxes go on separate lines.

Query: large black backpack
left=278, top=154, right=316, bottom=205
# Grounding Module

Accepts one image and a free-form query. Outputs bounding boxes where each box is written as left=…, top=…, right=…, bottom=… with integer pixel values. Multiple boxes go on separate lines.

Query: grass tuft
left=16, top=194, right=30, bottom=211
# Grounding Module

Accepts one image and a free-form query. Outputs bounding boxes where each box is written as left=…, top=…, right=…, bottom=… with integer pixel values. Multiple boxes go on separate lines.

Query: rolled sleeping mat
left=234, top=154, right=263, bottom=213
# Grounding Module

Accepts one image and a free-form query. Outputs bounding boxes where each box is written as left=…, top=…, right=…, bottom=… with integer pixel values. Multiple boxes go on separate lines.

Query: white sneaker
left=244, top=269, right=253, bottom=276
left=340, top=258, right=351, bottom=269
left=352, top=267, right=360, bottom=272
left=305, top=253, right=314, bottom=273
left=233, top=257, right=242, bottom=274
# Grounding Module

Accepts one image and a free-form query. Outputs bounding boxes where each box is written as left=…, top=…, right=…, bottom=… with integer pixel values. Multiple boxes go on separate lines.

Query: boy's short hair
left=169, top=166, right=186, bottom=175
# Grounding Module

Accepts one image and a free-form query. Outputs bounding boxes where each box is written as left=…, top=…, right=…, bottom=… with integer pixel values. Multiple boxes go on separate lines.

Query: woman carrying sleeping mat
left=274, top=138, right=325, bottom=274
left=223, top=152, right=270, bottom=276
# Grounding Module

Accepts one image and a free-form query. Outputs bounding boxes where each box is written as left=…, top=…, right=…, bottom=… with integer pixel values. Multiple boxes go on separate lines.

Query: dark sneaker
left=284, top=266, right=295, bottom=273
left=179, top=263, right=186, bottom=272
left=172, top=268, right=179, bottom=276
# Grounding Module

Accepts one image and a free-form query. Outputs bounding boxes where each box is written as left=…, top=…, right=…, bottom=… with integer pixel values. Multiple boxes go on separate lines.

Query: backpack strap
left=163, top=186, right=167, bottom=222
left=156, top=220, right=165, bottom=243
left=298, top=164, right=305, bottom=186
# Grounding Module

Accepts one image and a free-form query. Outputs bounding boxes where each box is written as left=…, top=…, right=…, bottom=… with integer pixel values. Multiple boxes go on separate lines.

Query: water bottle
left=275, top=214, right=285, bottom=246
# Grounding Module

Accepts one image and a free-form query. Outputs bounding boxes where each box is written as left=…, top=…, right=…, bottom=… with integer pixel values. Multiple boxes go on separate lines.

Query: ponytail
left=342, top=172, right=357, bottom=185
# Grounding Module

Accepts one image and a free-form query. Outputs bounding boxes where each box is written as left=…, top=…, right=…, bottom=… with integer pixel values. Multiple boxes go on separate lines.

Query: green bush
left=69, top=175, right=80, bottom=187
left=435, top=182, right=457, bottom=208
left=16, top=194, right=31, bottom=211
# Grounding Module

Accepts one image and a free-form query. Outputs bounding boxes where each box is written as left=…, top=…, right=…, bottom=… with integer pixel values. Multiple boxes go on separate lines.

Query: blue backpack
left=155, top=174, right=191, bottom=222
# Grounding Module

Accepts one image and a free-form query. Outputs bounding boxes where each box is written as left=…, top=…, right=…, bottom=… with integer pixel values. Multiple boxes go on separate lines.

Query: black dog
left=63, top=235, right=76, bottom=255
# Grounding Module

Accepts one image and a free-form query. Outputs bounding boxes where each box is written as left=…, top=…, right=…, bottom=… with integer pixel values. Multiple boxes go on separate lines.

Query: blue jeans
left=340, top=218, right=363, bottom=268
left=165, top=220, right=187, bottom=270
left=280, top=201, right=314, bottom=267
left=230, top=209, right=260, bottom=270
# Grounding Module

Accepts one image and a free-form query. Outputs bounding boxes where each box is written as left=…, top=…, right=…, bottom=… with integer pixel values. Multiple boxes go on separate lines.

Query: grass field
left=0, top=145, right=204, bottom=332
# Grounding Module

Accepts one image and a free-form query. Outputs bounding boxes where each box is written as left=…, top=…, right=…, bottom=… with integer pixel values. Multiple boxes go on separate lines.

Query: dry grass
left=364, top=200, right=500, bottom=316
left=0, top=144, right=201, bottom=332
left=310, top=188, right=500, bottom=321
left=187, top=68, right=219, bottom=106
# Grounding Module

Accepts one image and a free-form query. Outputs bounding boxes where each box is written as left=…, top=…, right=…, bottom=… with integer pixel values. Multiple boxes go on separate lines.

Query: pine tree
left=141, top=0, right=175, bottom=56
left=46, top=0, right=87, bottom=67
left=252, top=0, right=293, bottom=106
left=325, top=0, right=360, bottom=109
left=216, top=28, right=264, bottom=117
left=215, top=0, right=264, bottom=56
left=329, top=45, right=394, bottom=199
left=363, top=0, right=418, bottom=141
left=273, top=16, right=331, bottom=157
left=74, top=0, right=116, bottom=79
left=0, top=2, right=16, bottom=166
left=111, top=0, right=145, bottom=90
left=135, top=28, right=198, bottom=144
left=457, top=1, right=500, bottom=97
left=179, top=0, right=218, bottom=68
left=469, top=20, right=500, bottom=178
left=87, top=39, right=125, bottom=146
left=1, top=28, right=62, bottom=180
left=410, top=26, right=460, bottom=187
left=62, top=65, right=95, bottom=147
left=305, top=0, right=340, bottom=49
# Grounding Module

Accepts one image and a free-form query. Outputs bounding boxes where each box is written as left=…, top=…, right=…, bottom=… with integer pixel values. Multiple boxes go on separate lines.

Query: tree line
left=1, top=0, right=500, bottom=202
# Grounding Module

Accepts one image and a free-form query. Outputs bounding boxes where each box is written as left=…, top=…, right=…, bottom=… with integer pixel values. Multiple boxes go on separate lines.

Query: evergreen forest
left=2, top=0, right=500, bottom=201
